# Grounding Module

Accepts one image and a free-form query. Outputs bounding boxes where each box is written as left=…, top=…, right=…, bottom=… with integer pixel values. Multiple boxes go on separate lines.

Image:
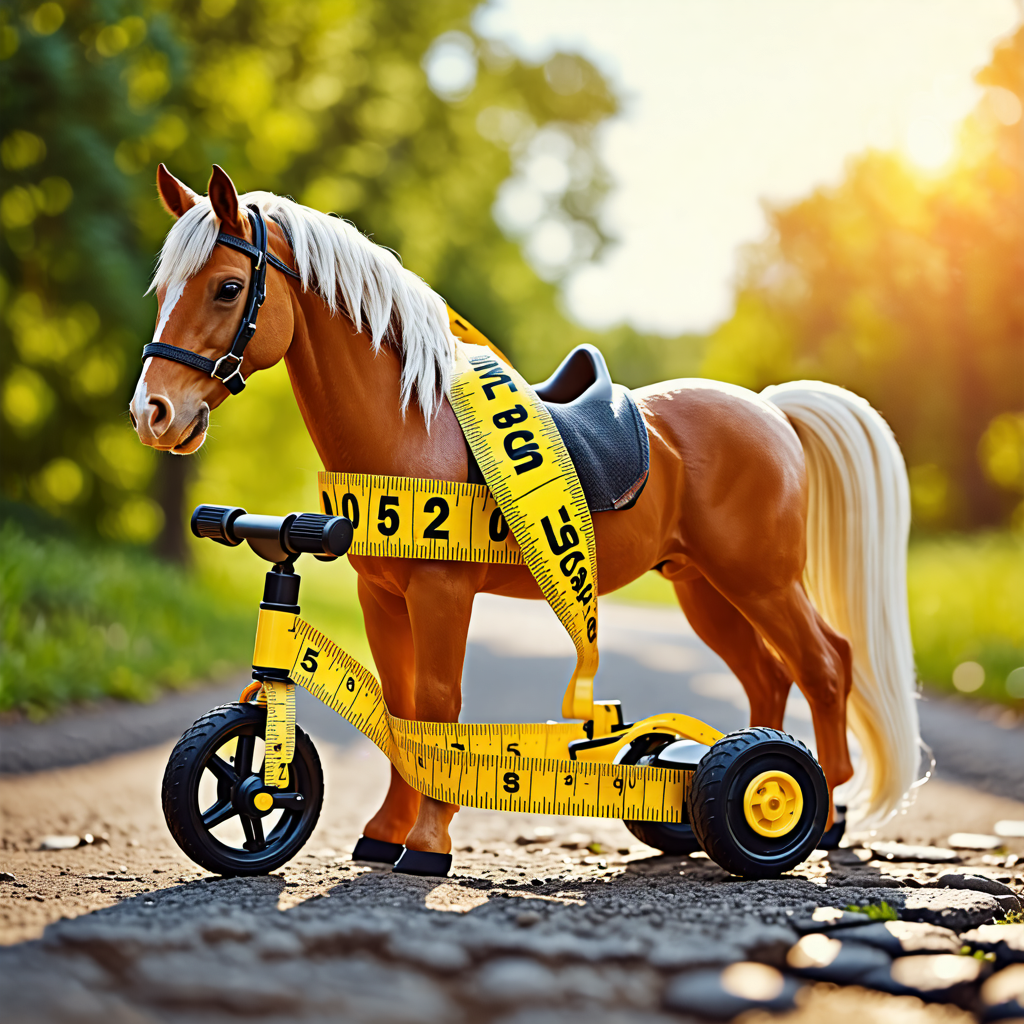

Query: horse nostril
left=143, top=395, right=175, bottom=440
left=149, top=396, right=170, bottom=426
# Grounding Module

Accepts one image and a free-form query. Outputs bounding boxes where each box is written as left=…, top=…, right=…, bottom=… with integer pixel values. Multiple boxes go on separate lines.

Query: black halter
left=142, top=204, right=300, bottom=395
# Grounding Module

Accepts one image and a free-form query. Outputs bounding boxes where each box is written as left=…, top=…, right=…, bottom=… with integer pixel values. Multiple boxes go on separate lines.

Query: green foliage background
left=1, top=1, right=1021, bottom=712
left=1, top=0, right=704, bottom=546
left=1, top=512, right=250, bottom=714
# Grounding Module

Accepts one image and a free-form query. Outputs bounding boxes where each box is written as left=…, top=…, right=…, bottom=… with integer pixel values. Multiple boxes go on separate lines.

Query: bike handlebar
left=190, top=504, right=353, bottom=559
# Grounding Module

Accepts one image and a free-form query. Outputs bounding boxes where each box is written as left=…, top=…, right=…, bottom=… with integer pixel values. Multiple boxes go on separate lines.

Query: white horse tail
left=760, top=380, right=921, bottom=828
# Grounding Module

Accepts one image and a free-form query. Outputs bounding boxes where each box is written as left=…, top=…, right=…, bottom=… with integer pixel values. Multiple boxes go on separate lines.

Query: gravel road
left=2, top=595, right=1022, bottom=1023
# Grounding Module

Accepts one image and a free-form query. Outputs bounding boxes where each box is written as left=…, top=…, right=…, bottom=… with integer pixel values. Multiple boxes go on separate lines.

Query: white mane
left=149, top=190, right=456, bottom=424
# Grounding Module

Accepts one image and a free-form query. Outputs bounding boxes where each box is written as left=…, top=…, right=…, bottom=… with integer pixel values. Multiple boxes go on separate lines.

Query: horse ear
left=207, top=164, right=243, bottom=233
left=156, top=163, right=198, bottom=219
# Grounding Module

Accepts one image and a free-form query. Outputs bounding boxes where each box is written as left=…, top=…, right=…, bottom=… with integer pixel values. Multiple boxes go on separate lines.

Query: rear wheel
left=688, top=727, right=827, bottom=877
left=621, top=733, right=702, bottom=855
left=162, top=701, right=323, bottom=876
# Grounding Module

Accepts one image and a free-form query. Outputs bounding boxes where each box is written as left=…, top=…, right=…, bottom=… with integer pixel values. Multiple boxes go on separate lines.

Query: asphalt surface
left=2, top=595, right=1023, bottom=1024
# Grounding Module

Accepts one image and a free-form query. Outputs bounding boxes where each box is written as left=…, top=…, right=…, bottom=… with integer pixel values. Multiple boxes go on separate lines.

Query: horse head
left=130, top=164, right=295, bottom=454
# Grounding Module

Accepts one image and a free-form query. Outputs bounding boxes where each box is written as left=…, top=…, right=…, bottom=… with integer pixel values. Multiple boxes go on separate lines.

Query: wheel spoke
left=235, top=734, right=256, bottom=778
left=273, top=791, right=306, bottom=811
left=206, top=754, right=238, bottom=785
left=241, top=814, right=266, bottom=852
left=201, top=798, right=237, bottom=829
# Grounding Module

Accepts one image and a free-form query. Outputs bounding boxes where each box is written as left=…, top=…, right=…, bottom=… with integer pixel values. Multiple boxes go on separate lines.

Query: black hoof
left=818, top=806, right=847, bottom=851
left=392, top=848, right=452, bottom=877
left=351, top=836, right=404, bottom=864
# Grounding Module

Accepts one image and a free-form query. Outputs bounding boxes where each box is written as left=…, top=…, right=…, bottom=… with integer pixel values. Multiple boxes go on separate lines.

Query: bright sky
left=474, top=0, right=1021, bottom=335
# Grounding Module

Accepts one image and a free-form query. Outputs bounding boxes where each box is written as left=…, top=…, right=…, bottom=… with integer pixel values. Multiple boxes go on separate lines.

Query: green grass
left=0, top=519, right=252, bottom=717
left=907, top=532, right=1023, bottom=703
left=609, top=532, right=1024, bottom=705
left=845, top=901, right=898, bottom=921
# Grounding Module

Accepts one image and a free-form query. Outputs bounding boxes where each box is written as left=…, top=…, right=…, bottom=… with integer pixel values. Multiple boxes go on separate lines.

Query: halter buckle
left=212, top=352, right=246, bottom=394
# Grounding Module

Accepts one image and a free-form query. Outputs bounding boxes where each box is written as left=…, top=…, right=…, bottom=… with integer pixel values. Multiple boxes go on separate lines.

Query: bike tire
left=162, top=701, right=323, bottom=876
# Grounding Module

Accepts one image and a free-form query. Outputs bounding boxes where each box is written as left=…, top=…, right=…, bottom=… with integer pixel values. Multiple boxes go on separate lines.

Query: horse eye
left=217, top=282, right=242, bottom=301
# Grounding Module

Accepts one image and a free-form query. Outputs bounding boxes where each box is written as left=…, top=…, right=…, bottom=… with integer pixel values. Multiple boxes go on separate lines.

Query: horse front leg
left=395, top=562, right=481, bottom=874
left=353, top=576, right=420, bottom=861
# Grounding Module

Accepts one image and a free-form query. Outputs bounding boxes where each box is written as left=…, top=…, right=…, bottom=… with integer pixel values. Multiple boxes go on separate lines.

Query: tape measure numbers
left=320, top=474, right=522, bottom=565
left=254, top=610, right=713, bottom=821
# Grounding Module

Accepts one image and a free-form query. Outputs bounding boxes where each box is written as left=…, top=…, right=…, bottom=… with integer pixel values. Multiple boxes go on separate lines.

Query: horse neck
left=283, top=287, right=463, bottom=478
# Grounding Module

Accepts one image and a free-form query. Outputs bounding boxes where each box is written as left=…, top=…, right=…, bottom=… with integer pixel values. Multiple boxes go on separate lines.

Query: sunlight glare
left=477, top=0, right=1020, bottom=333
left=906, top=116, right=956, bottom=170
left=989, top=86, right=1023, bottom=125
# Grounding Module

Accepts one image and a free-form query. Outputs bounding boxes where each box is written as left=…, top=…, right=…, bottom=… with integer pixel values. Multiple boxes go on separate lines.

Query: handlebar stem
left=261, top=566, right=300, bottom=614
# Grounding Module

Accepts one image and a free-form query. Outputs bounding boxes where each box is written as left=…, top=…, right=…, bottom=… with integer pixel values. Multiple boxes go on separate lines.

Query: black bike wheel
left=162, top=702, right=323, bottom=876
left=688, top=727, right=827, bottom=878
left=621, top=733, right=702, bottom=855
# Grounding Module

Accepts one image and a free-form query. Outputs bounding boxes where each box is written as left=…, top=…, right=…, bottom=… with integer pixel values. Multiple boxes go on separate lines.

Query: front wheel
left=688, top=728, right=827, bottom=878
left=162, top=701, right=323, bottom=876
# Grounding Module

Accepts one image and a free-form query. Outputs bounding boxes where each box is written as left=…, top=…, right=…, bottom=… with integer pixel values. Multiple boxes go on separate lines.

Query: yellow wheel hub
left=253, top=791, right=274, bottom=812
left=743, top=770, right=803, bottom=838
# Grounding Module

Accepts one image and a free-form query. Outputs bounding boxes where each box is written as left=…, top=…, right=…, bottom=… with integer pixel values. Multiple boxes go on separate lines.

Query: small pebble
left=868, top=841, right=959, bottom=863
left=38, top=836, right=80, bottom=851
left=947, top=832, right=1001, bottom=850
left=889, top=953, right=983, bottom=991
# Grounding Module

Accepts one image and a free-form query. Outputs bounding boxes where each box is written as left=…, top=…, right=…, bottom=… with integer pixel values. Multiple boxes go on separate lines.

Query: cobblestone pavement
left=2, top=736, right=1022, bottom=1024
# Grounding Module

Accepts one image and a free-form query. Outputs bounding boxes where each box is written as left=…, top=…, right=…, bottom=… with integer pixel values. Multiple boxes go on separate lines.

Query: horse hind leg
left=713, top=580, right=854, bottom=823
left=671, top=573, right=793, bottom=730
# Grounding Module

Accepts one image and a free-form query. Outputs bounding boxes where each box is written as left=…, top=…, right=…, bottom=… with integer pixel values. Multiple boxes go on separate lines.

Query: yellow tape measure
left=320, top=331, right=599, bottom=722
left=254, top=611, right=696, bottom=821
left=450, top=342, right=599, bottom=721
left=319, top=474, right=522, bottom=565
left=262, top=681, right=295, bottom=789
left=270, top=312, right=640, bottom=796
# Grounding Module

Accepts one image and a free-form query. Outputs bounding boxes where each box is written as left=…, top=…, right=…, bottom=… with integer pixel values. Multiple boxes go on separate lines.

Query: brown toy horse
left=132, top=165, right=921, bottom=860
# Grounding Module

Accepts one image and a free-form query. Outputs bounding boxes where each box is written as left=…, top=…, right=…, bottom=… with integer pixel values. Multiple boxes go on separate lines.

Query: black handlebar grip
left=284, top=513, right=353, bottom=557
left=191, top=505, right=246, bottom=546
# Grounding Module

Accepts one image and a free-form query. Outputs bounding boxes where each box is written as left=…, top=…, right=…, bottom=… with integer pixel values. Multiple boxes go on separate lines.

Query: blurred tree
left=1, top=1, right=183, bottom=546
left=702, top=28, right=1024, bottom=529
left=1, top=0, right=620, bottom=553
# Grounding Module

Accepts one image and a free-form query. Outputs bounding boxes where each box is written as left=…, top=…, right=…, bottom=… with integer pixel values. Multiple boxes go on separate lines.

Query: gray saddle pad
left=465, top=345, right=650, bottom=513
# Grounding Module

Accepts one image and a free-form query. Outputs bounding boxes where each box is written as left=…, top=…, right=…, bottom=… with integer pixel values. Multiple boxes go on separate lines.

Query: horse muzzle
left=130, top=390, right=210, bottom=454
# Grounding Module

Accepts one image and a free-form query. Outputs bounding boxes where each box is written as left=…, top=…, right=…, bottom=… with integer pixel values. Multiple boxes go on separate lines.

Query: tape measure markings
left=256, top=611, right=691, bottom=821
left=321, top=472, right=522, bottom=565
left=448, top=343, right=599, bottom=720
left=262, top=680, right=295, bottom=789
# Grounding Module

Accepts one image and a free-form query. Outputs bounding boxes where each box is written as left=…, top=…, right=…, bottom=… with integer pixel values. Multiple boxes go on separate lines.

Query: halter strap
left=141, top=204, right=300, bottom=396
left=217, top=230, right=301, bottom=281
